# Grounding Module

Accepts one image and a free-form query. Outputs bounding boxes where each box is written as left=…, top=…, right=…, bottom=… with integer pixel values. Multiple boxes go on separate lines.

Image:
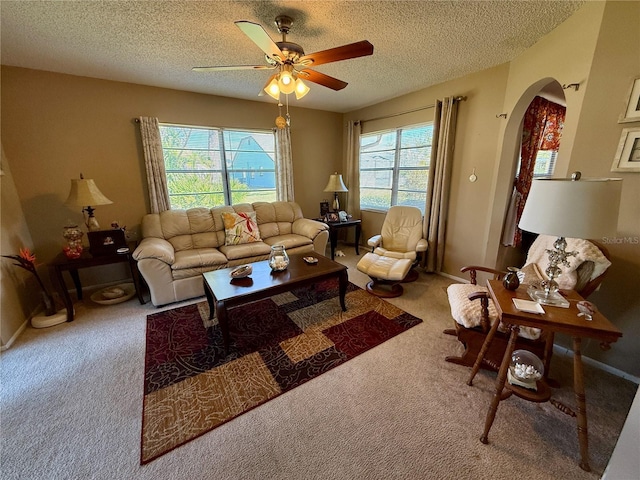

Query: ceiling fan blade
left=299, top=69, right=348, bottom=91
left=235, top=20, right=285, bottom=62
left=192, top=65, right=275, bottom=72
left=297, top=40, right=373, bottom=67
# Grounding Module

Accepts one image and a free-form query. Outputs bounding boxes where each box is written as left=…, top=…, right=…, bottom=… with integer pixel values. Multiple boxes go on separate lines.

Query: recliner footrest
left=357, top=252, right=412, bottom=281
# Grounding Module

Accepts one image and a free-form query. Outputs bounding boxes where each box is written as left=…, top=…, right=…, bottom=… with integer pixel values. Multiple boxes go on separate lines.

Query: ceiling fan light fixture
left=278, top=70, right=296, bottom=94
left=264, top=77, right=281, bottom=100
left=294, top=78, right=310, bottom=99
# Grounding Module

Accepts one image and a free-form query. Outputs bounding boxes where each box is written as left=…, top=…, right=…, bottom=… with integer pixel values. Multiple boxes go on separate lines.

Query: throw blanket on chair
left=525, top=235, right=611, bottom=290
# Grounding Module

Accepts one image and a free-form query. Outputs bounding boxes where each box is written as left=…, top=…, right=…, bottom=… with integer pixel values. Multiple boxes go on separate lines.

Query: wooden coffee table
left=203, top=253, right=348, bottom=351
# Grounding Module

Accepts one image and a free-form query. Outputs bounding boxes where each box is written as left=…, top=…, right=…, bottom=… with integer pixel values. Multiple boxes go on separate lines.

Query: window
left=516, top=149, right=558, bottom=179
left=359, top=124, right=433, bottom=213
left=532, top=149, right=557, bottom=177
left=159, top=124, right=276, bottom=209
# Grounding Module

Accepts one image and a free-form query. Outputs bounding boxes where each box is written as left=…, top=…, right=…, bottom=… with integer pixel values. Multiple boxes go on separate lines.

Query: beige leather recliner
left=356, top=205, right=428, bottom=297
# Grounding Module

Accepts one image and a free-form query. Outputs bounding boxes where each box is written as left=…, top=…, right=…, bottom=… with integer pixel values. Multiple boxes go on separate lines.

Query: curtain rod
left=359, top=95, right=467, bottom=124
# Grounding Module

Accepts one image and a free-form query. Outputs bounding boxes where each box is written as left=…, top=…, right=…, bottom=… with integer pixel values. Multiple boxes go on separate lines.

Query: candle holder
left=268, top=245, right=289, bottom=271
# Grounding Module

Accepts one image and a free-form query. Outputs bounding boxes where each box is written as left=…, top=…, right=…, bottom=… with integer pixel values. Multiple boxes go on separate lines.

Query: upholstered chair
left=445, top=235, right=611, bottom=373
left=356, top=206, right=428, bottom=297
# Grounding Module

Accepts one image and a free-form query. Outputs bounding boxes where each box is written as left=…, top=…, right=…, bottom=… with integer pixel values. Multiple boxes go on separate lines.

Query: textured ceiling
left=1, top=1, right=585, bottom=113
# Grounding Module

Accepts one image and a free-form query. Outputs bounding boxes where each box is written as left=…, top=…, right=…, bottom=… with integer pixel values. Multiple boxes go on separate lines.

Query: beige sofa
left=133, top=201, right=329, bottom=306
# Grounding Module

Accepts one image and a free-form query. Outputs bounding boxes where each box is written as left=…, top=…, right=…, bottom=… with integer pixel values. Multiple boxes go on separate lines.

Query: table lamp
left=518, top=172, right=622, bottom=306
left=65, top=174, right=113, bottom=231
left=323, top=172, right=348, bottom=211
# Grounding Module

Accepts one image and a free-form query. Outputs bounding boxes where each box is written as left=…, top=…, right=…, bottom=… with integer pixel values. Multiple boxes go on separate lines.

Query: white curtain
left=345, top=120, right=362, bottom=218
left=274, top=125, right=294, bottom=201
left=423, top=97, right=459, bottom=272
left=138, top=116, right=170, bottom=213
left=501, top=187, right=521, bottom=246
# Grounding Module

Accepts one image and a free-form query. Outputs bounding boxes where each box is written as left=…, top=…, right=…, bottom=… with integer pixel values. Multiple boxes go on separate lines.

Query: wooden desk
left=468, top=280, right=622, bottom=472
left=50, top=243, right=145, bottom=322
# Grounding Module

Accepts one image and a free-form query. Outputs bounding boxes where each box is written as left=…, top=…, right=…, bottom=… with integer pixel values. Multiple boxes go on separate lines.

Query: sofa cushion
left=222, top=211, right=261, bottom=245
left=172, top=248, right=228, bottom=270
left=219, top=241, right=272, bottom=260
left=254, top=201, right=302, bottom=239
left=263, top=234, right=313, bottom=250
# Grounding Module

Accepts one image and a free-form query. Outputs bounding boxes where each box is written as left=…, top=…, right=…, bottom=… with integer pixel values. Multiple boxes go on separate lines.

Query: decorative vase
left=268, top=244, right=289, bottom=271
left=63, top=223, right=84, bottom=259
left=503, top=266, right=520, bottom=291
left=41, top=290, right=57, bottom=316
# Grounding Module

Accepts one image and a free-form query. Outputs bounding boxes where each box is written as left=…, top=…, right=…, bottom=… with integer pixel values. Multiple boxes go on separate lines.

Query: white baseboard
left=1, top=317, right=29, bottom=351
left=553, top=345, right=640, bottom=384
left=436, top=271, right=466, bottom=283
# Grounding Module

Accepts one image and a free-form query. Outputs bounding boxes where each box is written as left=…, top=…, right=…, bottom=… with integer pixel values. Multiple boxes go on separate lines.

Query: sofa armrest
left=416, top=238, right=428, bottom=252
left=292, top=218, right=329, bottom=240
left=133, top=237, right=175, bottom=265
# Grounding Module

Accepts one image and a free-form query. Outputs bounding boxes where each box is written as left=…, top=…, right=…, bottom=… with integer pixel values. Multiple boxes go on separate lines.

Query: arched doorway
left=483, top=78, right=567, bottom=271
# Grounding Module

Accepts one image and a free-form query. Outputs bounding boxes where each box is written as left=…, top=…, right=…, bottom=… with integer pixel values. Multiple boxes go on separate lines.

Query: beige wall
left=0, top=67, right=342, bottom=268
left=2, top=1, right=638, bottom=376
left=562, top=0, right=640, bottom=372
left=344, top=1, right=639, bottom=377
left=1, top=68, right=342, bottom=344
left=1, top=147, right=40, bottom=347
left=344, top=63, right=511, bottom=255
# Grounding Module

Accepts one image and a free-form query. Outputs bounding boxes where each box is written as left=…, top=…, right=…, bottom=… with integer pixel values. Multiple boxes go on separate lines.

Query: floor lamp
left=518, top=173, right=622, bottom=306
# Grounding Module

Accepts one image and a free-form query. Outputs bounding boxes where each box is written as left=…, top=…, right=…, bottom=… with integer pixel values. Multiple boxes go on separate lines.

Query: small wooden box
left=88, top=229, right=127, bottom=256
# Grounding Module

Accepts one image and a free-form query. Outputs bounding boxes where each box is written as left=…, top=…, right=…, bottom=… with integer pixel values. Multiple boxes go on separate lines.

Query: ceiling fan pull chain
left=285, top=94, right=291, bottom=126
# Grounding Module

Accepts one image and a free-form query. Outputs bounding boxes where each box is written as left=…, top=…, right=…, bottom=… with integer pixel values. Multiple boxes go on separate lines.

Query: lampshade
left=294, top=78, right=310, bottom=99
left=264, top=77, right=280, bottom=100
left=278, top=66, right=296, bottom=95
left=323, top=172, right=348, bottom=193
left=518, top=177, right=622, bottom=239
left=65, top=178, right=113, bottom=207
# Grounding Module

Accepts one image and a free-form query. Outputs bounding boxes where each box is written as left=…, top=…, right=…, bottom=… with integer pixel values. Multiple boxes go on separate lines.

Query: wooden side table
left=50, top=243, right=145, bottom=322
left=468, top=280, right=622, bottom=472
left=317, top=219, right=361, bottom=260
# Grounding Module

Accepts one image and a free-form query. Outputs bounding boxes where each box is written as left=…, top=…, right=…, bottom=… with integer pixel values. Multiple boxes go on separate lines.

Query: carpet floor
left=141, top=279, right=422, bottom=463
left=0, top=244, right=637, bottom=479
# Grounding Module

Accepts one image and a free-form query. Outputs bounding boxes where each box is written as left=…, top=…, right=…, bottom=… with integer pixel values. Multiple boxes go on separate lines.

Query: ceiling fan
left=193, top=15, right=374, bottom=100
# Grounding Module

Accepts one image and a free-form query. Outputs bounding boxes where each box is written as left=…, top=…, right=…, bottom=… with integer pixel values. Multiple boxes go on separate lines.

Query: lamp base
left=527, top=286, right=570, bottom=308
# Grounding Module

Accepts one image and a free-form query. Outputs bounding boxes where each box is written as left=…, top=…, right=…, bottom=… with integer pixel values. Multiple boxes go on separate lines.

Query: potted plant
left=2, top=247, right=66, bottom=327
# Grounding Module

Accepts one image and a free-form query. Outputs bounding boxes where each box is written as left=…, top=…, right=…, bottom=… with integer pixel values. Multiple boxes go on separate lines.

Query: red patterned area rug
left=140, top=278, right=422, bottom=464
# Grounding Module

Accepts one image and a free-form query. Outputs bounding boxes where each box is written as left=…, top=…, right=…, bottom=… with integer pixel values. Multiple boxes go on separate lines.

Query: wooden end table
left=317, top=218, right=361, bottom=260
left=203, top=253, right=348, bottom=352
left=468, top=280, right=622, bottom=472
left=50, top=243, right=145, bottom=322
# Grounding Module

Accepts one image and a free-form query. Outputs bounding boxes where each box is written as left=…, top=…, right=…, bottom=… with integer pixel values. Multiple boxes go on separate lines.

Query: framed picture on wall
left=619, top=77, right=640, bottom=123
left=611, top=126, right=640, bottom=172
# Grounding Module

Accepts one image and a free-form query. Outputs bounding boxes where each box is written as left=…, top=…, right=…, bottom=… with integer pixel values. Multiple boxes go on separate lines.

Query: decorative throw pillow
left=222, top=212, right=261, bottom=246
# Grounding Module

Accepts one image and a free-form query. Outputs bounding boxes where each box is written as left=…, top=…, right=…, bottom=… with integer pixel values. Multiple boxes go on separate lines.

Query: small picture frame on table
left=324, top=212, right=339, bottom=222
left=320, top=201, right=330, bottom=217
left=88, top=229, right=127, bottom=256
